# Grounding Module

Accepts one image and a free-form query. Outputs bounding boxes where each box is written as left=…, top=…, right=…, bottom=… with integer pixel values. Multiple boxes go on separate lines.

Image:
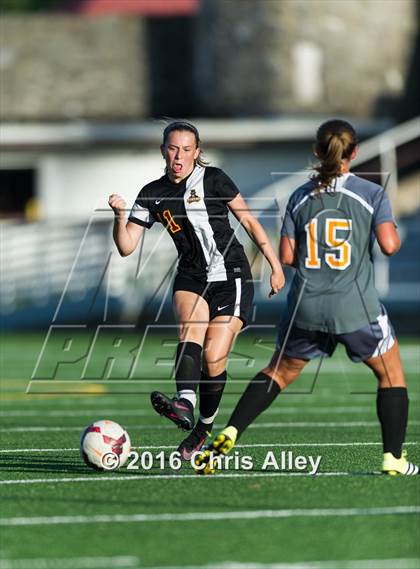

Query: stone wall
left=195, top=0, right=418, bottom=118
left=0, top=15, right=148, bottom=120
left=1, top=1, right=417, bottom=121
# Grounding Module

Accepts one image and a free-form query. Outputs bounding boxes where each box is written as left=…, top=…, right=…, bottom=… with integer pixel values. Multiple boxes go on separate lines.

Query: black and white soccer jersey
left=129, top=165, right=250, bottom=281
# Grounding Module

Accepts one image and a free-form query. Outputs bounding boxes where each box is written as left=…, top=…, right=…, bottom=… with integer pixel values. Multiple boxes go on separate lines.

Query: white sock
left=199, top=408, right=219, bottom=425
left=177, top=389, right=197, bottom=408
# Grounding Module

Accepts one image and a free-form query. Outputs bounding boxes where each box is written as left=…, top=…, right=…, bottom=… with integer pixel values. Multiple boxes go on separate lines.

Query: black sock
left=194, top=419, right=213, bottom=435
left=229, top=372, right=280, bottom=438
left=198, top=370, right=227, bottom=431
left=377, top=387, right=409, bottom=459
left=174, top=342, right=202, bottom=403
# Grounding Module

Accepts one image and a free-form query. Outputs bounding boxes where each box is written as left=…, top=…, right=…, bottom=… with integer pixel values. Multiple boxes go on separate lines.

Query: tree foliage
left=0, top=0, right=64, bottom=12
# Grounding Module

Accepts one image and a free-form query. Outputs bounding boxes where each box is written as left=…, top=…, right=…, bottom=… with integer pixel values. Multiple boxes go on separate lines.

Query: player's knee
left=268, top=352, right=295, bottom=375
left=364, top=347, right=406, bottom=389
left=204, top=349, right=229, bottom=377
left=178, top=324, right=206, bottom=344
left=206, top=361, right=227, bottom=377
left=377, top=376, right=407, bottom=389
left=265, top=354, right=303, bottom=389
left=262, top=366, right=285, bottom=390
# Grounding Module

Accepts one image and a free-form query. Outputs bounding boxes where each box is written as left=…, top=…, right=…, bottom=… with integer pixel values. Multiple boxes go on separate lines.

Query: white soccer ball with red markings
left=80, top=420, right=131, bottom=471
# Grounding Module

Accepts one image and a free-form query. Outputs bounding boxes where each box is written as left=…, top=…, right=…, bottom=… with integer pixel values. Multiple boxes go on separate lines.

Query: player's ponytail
left=312, top=120, right=358, bottom=192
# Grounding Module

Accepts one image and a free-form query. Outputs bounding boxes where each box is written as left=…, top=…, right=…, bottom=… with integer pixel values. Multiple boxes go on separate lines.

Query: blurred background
left=1, top=0, right=419, bottom=333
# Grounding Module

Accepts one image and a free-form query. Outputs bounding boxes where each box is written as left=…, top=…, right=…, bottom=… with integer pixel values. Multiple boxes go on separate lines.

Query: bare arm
left=280, top=235, right=296, bottom=266
left=228, top=193, right=285, bottom=295
left=375, top=222, right=400, bottom=256
left=109, top=194, right=145, bottom=257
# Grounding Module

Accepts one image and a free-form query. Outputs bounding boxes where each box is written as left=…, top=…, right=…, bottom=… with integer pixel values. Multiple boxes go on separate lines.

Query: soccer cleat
left=382, top=450, right=419, bottom=475
left=150, top=391, right=194, bottom=431
left=177, top=427, right=211, bottom=461
left=194, top=426, right=238, bottom=475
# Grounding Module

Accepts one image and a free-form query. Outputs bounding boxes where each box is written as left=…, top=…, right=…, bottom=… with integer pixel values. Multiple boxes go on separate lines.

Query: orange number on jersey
left=304, top=219, right=321, bottom=268
left=162, top=209, right=181, bottom=234
left=305, top=217, right=352, bottom=270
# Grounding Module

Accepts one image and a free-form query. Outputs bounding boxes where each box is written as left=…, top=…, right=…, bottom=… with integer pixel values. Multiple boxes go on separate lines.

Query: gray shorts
left=275, top=306, right=395, bottom=363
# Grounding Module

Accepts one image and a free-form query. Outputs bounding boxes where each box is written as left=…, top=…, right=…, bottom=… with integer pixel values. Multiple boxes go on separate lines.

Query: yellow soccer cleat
left=194, top=426, right=237, bottom=475
left=382, top=450, right=419, bottom=475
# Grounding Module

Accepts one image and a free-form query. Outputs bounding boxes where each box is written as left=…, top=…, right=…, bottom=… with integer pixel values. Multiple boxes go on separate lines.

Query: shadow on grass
left=0, top=491, right=159, bottom=508
left=0, top=455, right=90, bottom=474
left=0, top=455, right=190, bottom=475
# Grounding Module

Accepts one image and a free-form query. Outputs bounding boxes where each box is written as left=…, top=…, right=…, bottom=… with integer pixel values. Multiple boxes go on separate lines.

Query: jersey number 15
left=305, top=218, right=352, bottom=270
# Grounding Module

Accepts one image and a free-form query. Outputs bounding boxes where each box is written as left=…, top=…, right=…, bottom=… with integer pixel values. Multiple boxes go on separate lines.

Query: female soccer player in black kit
left=196, top=119, right=418, bottom=476
left=109, top=121, right=285, bottom=459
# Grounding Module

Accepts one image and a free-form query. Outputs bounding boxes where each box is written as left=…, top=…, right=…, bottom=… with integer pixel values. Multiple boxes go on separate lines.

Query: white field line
left=10, top=346, right=416, bottom=364
left=0, top=557, right=139, bottom=569
left=0, top=406, right=379, bottom=417
left=21, top=356, right=419, bottom=375
left=23, top=367, right=420, bottom=384
left=0, top=560, right=418, bottom=569
left=0, top=561, right=418, bottom=569
left=1, top=441, right=419, bottom=454
left=0, top=472, right=359, bottom=485
left=0, top=506, right=418, bottom=526
left=16, top=352, right=420, bottom=372
left=2, top=420, right=420, bottom=432
left=2, top=392, right=419, bottom=406
left=130, top=560, right=420, bottom=569
left=7, top=344, right=418, bottom=358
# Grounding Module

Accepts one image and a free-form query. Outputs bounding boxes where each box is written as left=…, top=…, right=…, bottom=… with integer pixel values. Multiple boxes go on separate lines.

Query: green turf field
left=0, top=332, right=419, bottom=569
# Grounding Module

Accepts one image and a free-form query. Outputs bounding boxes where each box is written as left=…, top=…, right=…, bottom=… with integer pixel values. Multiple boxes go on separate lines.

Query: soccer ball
left=80, top=420, right=131, bottom=471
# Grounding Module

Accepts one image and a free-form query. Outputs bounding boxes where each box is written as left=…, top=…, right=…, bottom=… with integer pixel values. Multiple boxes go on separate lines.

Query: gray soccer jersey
left=281, top=173, right=395, bottom=334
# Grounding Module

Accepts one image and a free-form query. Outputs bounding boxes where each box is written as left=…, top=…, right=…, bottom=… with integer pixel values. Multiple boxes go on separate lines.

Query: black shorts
left=275, top=306, right=395, bottom=363
left=173, top=272, right=254, bottom=328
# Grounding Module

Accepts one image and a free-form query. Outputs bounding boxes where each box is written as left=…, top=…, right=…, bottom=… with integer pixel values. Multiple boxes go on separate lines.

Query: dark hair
left=162, top=121, right=208, bottom=167
left=311, top=119, right=358, bottom=191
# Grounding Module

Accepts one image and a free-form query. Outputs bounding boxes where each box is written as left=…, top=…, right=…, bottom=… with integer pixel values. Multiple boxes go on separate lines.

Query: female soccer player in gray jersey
left=109, top=121, right=285, bottom=460
left=196, top=119, right=418, bottom=476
